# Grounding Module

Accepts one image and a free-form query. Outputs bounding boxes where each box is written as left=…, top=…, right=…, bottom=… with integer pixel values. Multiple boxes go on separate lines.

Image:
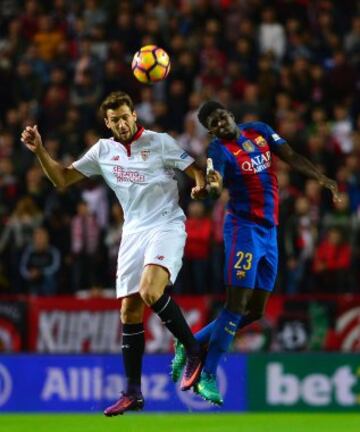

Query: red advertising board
left=28, top=296, right=210, bottom=353
left=1, top=294, right=359, bottom=353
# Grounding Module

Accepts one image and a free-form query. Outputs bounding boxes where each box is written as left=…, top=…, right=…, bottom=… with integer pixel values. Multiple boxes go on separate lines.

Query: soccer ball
left=131, top=45, right=171, bottom=84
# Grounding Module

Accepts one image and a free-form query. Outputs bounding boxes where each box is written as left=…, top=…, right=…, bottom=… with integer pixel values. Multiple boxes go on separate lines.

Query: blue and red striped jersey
left=208, top=121, right=286, bottom=226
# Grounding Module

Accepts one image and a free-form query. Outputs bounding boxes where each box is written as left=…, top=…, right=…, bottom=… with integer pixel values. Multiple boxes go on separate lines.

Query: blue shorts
left=223, top=213, right=278, bottom=291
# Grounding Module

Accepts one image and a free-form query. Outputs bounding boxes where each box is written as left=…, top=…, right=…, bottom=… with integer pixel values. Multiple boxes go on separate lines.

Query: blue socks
left=195, top=314, right=248, bottom=345
left=202, top=308, right=242, bottom=376
left=195, top=320, right=217, bottom=344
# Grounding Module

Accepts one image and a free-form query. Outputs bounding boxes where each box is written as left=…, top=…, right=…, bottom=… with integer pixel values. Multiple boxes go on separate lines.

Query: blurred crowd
left=0, top=0, right=360, bottom=296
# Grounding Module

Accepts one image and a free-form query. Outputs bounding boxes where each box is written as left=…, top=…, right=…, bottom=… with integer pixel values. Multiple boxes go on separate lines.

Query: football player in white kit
left=21, top=91, right=207, bottom=415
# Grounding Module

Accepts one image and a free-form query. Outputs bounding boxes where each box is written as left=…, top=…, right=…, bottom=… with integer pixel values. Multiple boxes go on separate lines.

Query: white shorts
left=116, top=222, right=187, bottom=298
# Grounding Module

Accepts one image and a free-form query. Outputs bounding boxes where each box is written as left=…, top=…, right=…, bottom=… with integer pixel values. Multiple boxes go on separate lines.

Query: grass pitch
left=1, top=413, right=359, bottom=432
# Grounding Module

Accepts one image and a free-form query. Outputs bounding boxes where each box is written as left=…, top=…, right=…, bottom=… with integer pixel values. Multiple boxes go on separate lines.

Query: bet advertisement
left=248, top=354, right=360, bottom=411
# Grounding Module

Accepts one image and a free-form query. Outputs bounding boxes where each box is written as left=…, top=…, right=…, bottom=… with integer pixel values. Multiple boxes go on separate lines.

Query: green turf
left=0, top=413, right=359, bottom=432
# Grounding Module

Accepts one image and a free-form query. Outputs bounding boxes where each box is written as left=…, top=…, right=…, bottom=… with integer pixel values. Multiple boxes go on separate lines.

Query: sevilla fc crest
left=141, top=149, right=150, bottom=161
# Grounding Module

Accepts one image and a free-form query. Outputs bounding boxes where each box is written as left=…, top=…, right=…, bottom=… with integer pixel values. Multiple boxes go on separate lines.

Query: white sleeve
left=161, top=133, right=194, bottom=171
left=72, top=141, right=102, bottom=177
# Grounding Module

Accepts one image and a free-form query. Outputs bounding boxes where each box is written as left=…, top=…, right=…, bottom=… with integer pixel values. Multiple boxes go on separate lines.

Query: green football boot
left=170, top=339, right=186, bottom=382
left=194, top=371, right=223, bottom=406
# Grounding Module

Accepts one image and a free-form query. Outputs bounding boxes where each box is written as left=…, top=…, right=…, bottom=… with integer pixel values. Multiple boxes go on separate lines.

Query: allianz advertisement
left=249, top=354, right=360, bottom=411
left=1, top=354, right=359, bottom=412
left=0, top=354, right=247, bottom=412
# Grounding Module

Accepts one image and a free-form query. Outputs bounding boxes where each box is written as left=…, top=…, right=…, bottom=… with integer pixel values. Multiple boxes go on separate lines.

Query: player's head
left=100, top=91, right=138, bottom=142
left=198, top=101, right=237, bottom=139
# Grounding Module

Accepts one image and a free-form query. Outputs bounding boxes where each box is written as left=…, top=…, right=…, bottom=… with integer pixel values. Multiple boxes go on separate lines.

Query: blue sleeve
left=207, top=140, right=226, bottom=177
left=251, top=121, right=286, bottom=151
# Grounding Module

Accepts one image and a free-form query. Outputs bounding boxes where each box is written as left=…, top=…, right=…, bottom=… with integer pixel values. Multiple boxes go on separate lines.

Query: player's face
left=207, top=109, right=237, bottom=139
left=104, top=104, right=138, bottom=143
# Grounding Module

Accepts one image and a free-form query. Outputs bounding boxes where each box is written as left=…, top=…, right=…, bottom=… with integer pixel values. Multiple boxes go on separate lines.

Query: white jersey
left=72, top=128, right=194, bottom=234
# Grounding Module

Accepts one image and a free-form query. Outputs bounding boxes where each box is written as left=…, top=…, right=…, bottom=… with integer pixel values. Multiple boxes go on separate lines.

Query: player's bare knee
left=139, top=285, right=163, bottom=306
left=120, top=306, right=143, bottom=324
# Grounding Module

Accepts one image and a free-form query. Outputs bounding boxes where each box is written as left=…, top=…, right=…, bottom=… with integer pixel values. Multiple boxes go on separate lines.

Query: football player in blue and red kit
left=172, top=101, right=340, bottom=404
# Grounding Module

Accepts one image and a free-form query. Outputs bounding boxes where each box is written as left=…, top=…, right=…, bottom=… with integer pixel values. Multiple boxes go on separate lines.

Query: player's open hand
left=319, top=176, right=341, bottom=203
left=21, top=125, right=43, bottom=154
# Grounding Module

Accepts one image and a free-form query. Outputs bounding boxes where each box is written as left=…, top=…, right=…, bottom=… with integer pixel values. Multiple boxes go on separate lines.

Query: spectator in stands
left=344, top=16, right=360, bottom=61
left=0, top=157, right=20, bottom=217
left=43, top=205, right=71, bottom=295
left=81, top=179, right=109, bottom=230
left=312, top=226, right=352, bottom=293
left=344, top=153, right=360, bottom=214
left=0, top=1, right=359, bottom=297
left=23, top=165, right=50, bottom=210
left=134, top=87, right=155, bottom=127
left=331, top=104, right=354, bottom=155
left=33, top=15, right=65, bottom=62
left=258, top=7, right=286, bottom=62
left=13, top=59, right=42, bottom=104
left=70, top=200, right=101, bottom=292
left=284, top=196, right=317, bottom=294
left=20, top=226, right=60, bottom=296
left=322, top=192, right=353, bottom=236
left=178, top=115, right=206, bottom=159
left=0, top=196, right=43, bottom=292
left=182, top=200, right=212, bottom=294
left=104, top=203, right=124, bottom=286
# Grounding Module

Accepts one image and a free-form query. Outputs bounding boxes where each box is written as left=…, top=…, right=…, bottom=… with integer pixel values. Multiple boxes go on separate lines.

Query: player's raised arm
left=21, top=125, right=85, bottom=189
left=273, top=142, right=340, bottom=203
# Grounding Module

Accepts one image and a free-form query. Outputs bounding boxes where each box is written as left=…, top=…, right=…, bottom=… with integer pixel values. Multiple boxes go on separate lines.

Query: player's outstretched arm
left=274, top=143, right=340, bottom=202
left=184, top=163, right=207, bottom=199
left=21, top=125, right=85, bottom=189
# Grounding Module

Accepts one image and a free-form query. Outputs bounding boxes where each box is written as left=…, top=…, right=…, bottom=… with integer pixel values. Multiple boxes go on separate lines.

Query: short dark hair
left=100, top=91, right=135, bottom=117
left=197, top=100, right=225, bottom=128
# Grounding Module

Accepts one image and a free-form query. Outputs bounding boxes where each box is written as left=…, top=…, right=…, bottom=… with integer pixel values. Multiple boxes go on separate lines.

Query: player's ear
left=104, top=117, right=111, bottom=129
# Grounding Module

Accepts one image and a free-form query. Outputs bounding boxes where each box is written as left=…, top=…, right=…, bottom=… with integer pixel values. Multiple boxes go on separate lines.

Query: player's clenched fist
left=21, top=125, right=43, bottom=154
